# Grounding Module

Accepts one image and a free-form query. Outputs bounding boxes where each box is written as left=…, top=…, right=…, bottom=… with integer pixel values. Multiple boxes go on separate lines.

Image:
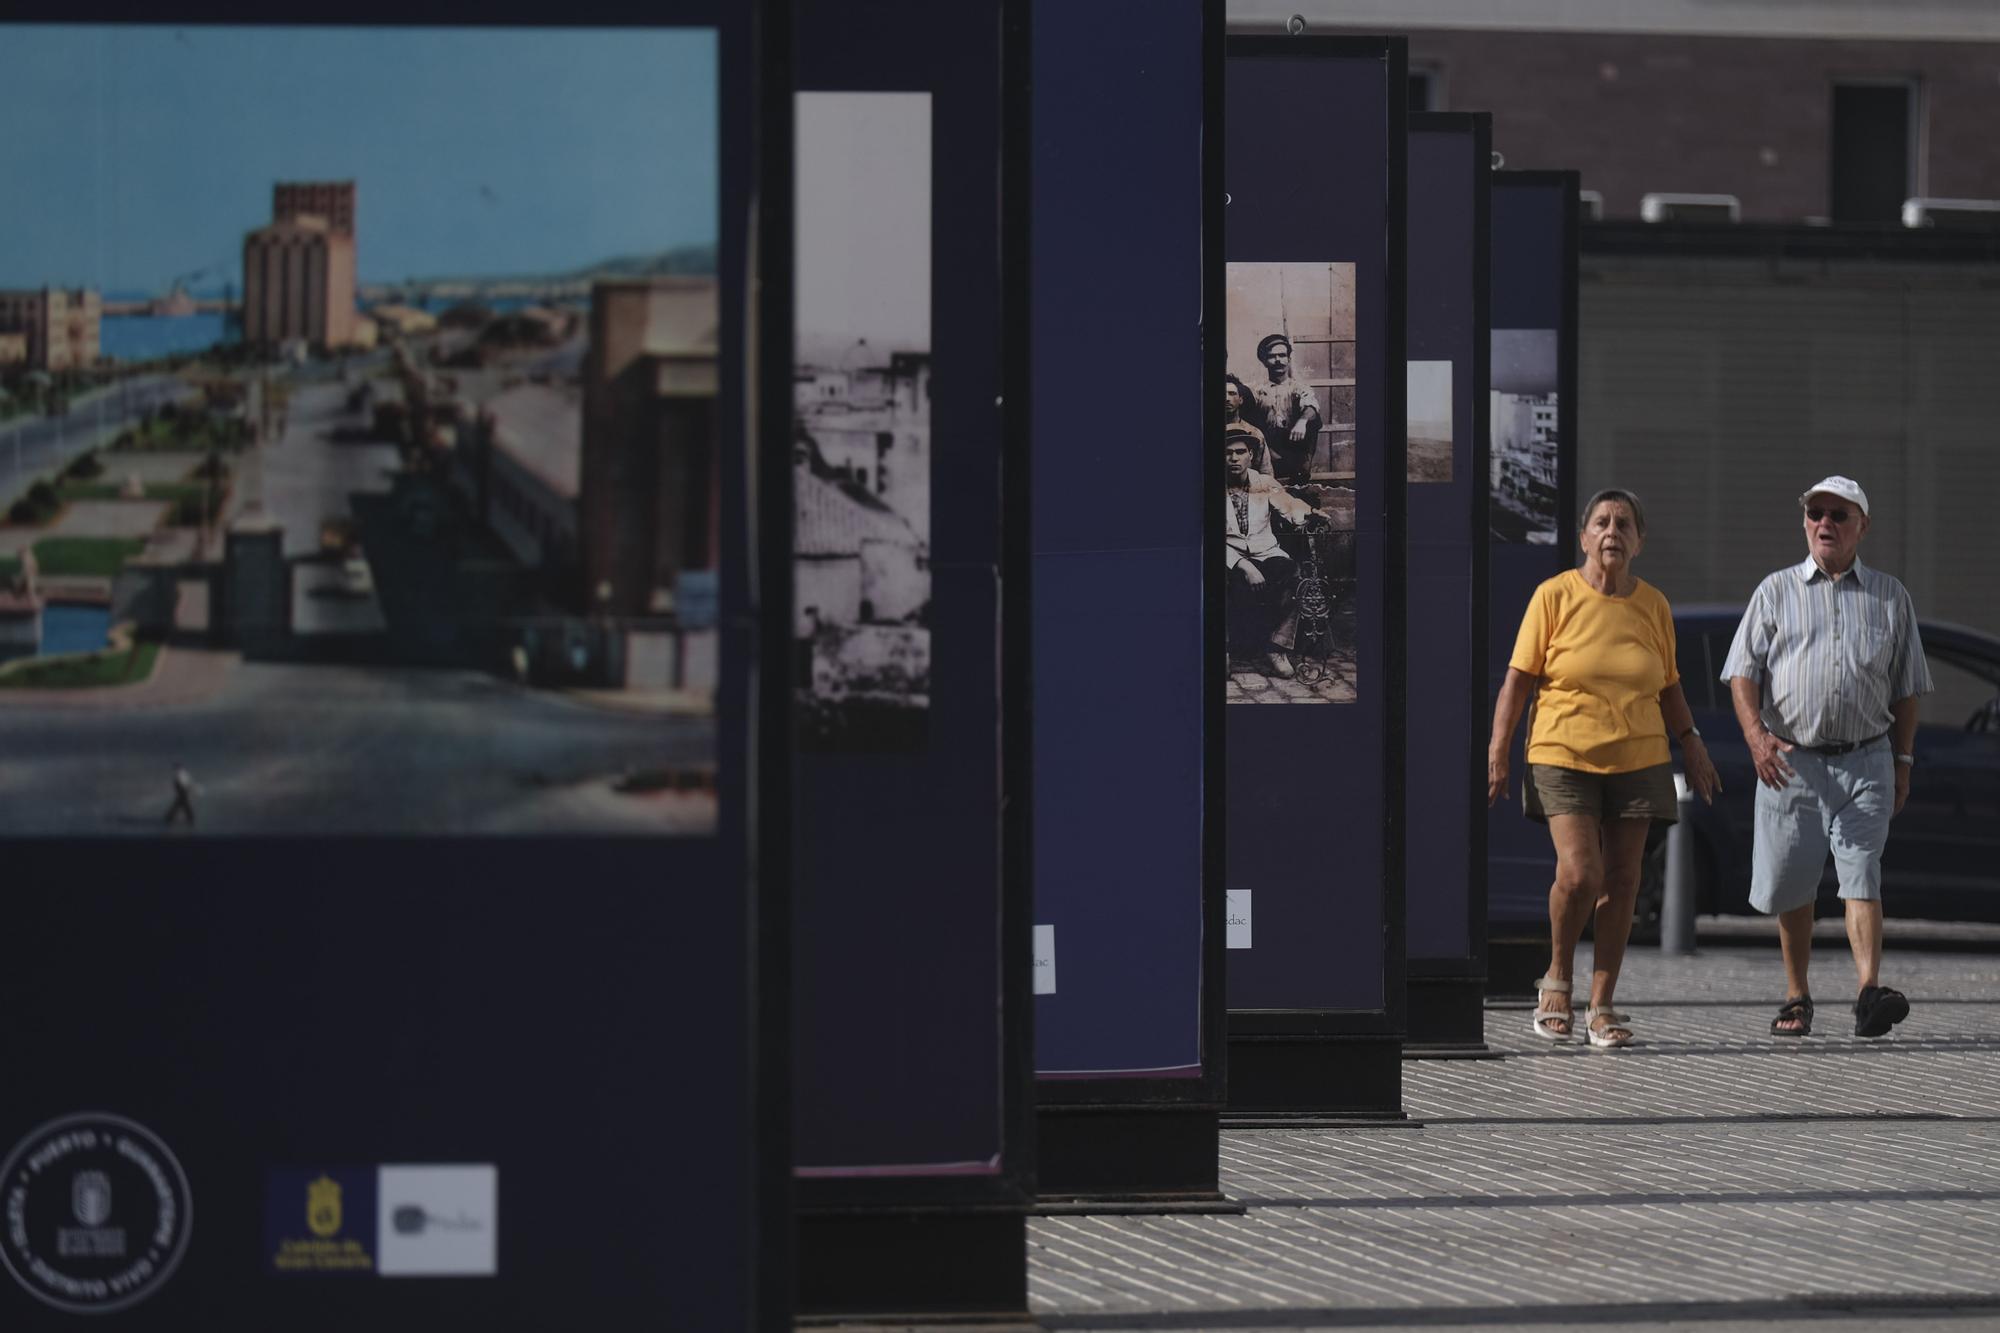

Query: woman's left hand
left=1684, top=737, right=1721, bottom=805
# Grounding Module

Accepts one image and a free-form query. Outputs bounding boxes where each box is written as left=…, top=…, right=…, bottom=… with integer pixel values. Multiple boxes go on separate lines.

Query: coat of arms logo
left=71, top=1170, right=113, bottom=1228
left=307, top=1175, right=343, bottom=1238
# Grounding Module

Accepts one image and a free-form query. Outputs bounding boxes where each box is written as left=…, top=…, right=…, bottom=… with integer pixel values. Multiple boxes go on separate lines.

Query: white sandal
left=1532, top=976, right=1573, bottom=1041
left=1585, top=1006, right=1633, bottom=1049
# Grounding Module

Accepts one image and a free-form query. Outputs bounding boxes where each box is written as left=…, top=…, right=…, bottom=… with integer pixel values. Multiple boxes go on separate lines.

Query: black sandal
left=1771, top=996, right=1813, bottom=1037
left=1854, top=985, right=1910, bottom=1038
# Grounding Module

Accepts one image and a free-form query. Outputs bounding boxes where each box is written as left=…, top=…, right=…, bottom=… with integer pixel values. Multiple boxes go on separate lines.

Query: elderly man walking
left=1721, top=476, right=1932, bottom=1039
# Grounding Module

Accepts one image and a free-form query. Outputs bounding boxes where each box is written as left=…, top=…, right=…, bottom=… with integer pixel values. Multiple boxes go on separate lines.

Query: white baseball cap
left=1800, top=475, right=1869, bottom=516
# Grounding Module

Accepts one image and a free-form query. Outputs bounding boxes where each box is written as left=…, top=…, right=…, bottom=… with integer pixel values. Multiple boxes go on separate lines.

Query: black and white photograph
left=1407, top=359, right=1453, bottom=483
left=1489, top=327, right=1558, bottom=543
left=793, top=92, right=932, bottom=750
left=1223, top=261, right=1357, bottom=705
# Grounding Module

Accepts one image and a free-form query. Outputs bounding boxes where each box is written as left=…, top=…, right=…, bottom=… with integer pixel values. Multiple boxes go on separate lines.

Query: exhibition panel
left=1484, top=171, right=1582, bottom=953
left=1031, top=0, right=1230, bottom=1208
left=790, top=0, right=1034, bottom=1319
left=0, top=5, right=791, bottom=1328
left=1404, top=113, right=1493, bottom=1051
left=1223, top=35, right=1409, bottom=1118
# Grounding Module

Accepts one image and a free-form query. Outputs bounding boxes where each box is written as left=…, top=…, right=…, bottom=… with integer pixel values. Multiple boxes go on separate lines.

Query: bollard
left=1660, top=772, right=1698, bottom=955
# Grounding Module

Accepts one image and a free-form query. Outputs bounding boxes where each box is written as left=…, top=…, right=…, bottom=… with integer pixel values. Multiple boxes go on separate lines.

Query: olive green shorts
left=1524, top=762, right=1677, bottom=824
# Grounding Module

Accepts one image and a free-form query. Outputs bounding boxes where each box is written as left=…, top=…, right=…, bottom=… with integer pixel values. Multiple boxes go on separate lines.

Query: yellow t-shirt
left=1508, top=568, right=1679, bottom=774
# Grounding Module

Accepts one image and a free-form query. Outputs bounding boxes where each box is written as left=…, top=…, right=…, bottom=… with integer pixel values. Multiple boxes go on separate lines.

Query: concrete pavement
left=0, top=658, right=716, bottom=835
left=1030, top=937, right=2000, bottom=1331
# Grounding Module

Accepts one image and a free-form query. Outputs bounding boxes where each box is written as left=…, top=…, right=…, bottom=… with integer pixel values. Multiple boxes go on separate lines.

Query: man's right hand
left=1239, top=563, right=1265, bottom=588
left=1748, top=728, right=1795, bottom=789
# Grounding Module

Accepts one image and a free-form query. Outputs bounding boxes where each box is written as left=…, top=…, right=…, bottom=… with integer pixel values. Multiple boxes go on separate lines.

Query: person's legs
left=1827, top=744, right=1906, bottom=1035
left=1257, top=554, right=1297, bottom=661
left=1539, top=811, right=1605, bottom=1036
left=1775, top=902, right=1816, bottom=1027
left=1226, top=562, right=1269, bottom=661
left=1751, top=755, right=1834, bottom=1030
left=1827, top=744, right=1892, bottom=993
left=1588, top=816, right=1653, bottom=1016
left=1846, top=899, right=1883, bottom=990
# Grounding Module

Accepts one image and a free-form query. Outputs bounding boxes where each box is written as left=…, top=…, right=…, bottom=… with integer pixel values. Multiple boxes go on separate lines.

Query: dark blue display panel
left=1485, top=172, right=1580, bottom=927
left=1224, top=39, right=1404, bottom=1020
left=1405, top=116, right=1489, bottom=967
left=0, top=5, right=786, bottom=1329
left=790, top=0, right=1029, bottom=1190
left=1031, top=0, right=1207, bottom=1081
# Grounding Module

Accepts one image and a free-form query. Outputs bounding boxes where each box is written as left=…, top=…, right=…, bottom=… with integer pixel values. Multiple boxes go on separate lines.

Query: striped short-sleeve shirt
left=1720, top=557, right=1933, bottom=747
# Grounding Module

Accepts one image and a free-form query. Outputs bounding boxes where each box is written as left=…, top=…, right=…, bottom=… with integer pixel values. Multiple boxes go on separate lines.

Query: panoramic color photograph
left=0, top=25, right=723, bottom=836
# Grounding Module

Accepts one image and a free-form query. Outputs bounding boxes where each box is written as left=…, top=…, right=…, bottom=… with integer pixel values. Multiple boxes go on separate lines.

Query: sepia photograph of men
left=0, top=24, right=724, bottom=837
left=1489, top=327, right=1559, bottom=543
left=792, top=91, right=933, bottom=751
left=1223, top=261, right=1359, bottom=704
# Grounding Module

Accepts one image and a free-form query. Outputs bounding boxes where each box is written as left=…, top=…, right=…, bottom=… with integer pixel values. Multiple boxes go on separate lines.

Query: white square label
left=1033, top=924, right=1056, bottom=994
left=1226, top=890, right=1252, bottom=949
left=376, top=1165, right=498, bottom=1277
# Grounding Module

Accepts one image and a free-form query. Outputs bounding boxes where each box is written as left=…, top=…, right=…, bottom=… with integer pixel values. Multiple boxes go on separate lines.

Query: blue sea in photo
left=99, top=311, right=236, bottom=363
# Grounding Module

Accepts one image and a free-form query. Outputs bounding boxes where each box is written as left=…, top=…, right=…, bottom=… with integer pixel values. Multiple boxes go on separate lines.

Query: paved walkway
left=0, top=643, right=237, bottom=711
left=1031, top=940, right=2000, bottom=1331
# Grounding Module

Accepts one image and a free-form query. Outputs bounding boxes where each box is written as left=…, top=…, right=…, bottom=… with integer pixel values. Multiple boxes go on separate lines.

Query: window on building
left=1830, top=80, right=1918, bottom=223
left=1408, top=67, right=1439, bottom=113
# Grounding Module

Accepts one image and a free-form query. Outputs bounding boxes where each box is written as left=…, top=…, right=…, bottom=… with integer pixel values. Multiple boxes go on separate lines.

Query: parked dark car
left=1640, top=607, right=2000, bottom=927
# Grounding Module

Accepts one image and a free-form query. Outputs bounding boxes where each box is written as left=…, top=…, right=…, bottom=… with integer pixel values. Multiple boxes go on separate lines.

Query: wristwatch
left=1678, top=725, right=1701, bottom=743
left=1895, top=753, right=1916, bottom=767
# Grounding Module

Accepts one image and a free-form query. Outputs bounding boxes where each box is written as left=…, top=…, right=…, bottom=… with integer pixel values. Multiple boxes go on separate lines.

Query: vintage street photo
left=1223, top=261, right=1358, bottom=705
left=1407, top=359, right=1453, bottom=483
left=1489, top=328, right=1559, bottom=543
left=0, top=25, right=722, bottom=836
left=793, top=92, right=932, bottom=751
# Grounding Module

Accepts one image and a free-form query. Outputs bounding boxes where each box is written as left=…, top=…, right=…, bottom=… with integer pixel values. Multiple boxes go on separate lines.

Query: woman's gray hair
left=1579, top=488, right=1646, bottom=536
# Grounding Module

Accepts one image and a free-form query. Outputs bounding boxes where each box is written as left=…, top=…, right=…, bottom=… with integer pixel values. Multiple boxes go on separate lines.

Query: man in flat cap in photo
left=1225, top=428, right=1328, bottom=680
left=1224, top=373, right=1271, bottom=475
left=1721, top=476, right=1933, bottom=1039
left=1244, top=333, right=1321, bottom=484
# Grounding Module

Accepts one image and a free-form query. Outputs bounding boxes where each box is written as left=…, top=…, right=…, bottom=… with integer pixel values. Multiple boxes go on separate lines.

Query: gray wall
left=1578, top=253, right=2000, bottom=716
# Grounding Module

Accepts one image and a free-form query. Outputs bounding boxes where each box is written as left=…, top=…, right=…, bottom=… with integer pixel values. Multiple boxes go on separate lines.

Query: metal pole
left=1661, top=773, right=1698, bottom=955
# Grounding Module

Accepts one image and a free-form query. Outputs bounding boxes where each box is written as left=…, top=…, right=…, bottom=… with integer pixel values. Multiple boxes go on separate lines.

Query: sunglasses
left=1805, top=507, right=1854, bottom=524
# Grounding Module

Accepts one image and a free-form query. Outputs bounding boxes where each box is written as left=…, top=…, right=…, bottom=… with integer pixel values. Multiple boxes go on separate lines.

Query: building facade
left=242, top=180, right=359, bottom=351
left=242, top=218, right=358, bottom=350
left=1237, top=1, right=2000, bottom=223
left=579, top=277, right=719, bottom=618
left=0, top=288, right=101, bottom=370
left=457, top=382, right=583, bottom=578
left=1577, top=246, right=2000, bottom=686
left=273, top=181, right=356, bottom=236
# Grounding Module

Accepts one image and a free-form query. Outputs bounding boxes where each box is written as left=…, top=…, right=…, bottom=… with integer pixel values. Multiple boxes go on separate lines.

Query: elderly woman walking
left=1488, top=489, right=1721, bottom=1047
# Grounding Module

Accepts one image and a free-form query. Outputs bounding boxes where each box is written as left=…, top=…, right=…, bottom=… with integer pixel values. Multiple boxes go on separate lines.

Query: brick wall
left=1393, top=28, right=2000, bottom=220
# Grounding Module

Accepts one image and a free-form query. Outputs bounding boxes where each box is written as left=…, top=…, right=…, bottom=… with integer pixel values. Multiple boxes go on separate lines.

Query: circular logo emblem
left=0, top=1113, right=192, bottom=1315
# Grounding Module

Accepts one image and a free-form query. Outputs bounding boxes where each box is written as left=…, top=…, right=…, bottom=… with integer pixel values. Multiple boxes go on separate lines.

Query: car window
left=1668, top=621, right=1718, bottom=711
left=1927, top=649, right=2000, bottom=733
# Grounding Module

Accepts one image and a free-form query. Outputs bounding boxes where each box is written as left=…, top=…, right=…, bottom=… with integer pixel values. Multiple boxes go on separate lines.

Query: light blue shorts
left=1749, top=737, right=1893, bottom=914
